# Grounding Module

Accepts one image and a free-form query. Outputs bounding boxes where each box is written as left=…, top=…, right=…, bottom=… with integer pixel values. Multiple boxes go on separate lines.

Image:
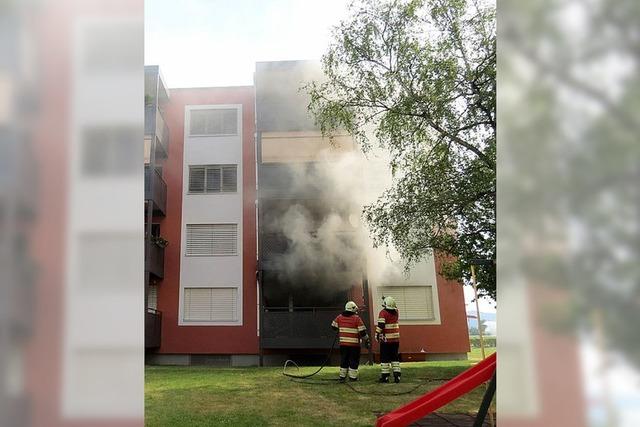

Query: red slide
left=376, top=353, right=496, bottom=427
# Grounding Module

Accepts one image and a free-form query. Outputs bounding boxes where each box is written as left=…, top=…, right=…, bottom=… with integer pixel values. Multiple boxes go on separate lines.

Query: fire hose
left=282, top=333, right=451, bottom=396
left=282, top=333, right=339, bottom=379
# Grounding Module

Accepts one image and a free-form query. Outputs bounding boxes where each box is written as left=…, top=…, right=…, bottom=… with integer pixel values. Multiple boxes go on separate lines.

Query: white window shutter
left=190, top=110, right=207, bottom=135
left=183, top=288, right=213, bottom=321
left=206, top=166, right=222, bottom=192
left=189, top=165, right=237, bottom=193
left=221, top=165, right=237, bottom=192
left=211, top=288, right=238, bottom=321
left=222, top=109, right=238, bottom=134
left=189, top=109, right=238, bottom=136
left=186, top=224, right=237, bottom=256
left=211, top=224, right=237, bottom=255
left=207, top=111, right=223, bottom=134
left=189, top=166, right=205, bottom=193
left=379, top=286, right=435, bottom=321
left=403, top=287, right=435, bottom=320
left=183, top=288, right=238, bottom=322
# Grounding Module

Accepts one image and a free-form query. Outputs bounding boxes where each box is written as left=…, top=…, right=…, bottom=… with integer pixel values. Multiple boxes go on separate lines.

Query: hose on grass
left=282, top=333, right=339, bottom=379
left=290, top=374, right=453, bottom=396
left=343, top=378, right=452, bottom=396
left=281, top=334, right=454, bottom=396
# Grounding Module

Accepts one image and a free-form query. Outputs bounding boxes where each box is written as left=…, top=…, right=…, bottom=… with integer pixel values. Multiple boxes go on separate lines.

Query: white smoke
left=266, top=145, right=406, bottom=291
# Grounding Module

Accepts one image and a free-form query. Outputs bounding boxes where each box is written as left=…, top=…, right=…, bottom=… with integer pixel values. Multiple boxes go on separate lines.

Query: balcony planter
left=150, top=235, right=169, bottom=248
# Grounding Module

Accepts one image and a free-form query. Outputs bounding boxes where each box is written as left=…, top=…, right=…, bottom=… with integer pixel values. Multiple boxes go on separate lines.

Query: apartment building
left=146, top=61, right=470, bottom=365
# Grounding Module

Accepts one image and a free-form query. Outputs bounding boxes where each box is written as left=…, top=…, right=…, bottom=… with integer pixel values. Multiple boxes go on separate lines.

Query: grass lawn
left=146, top=347, right=496, bottom=427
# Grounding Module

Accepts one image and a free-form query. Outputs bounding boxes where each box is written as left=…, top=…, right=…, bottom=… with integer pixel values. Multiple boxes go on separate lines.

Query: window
left=379, top=286, right=435, bottom=321
left=82, top=126, right=140, bottom=176
left=189, top=109, right=238, bottom=136
left=183, top=287, right=238, bottom=322
left=148, top=285, right=157, bottom=310
left=186, top=224, right=237, bottom=256
left=189, top=165, right=237, bottom=193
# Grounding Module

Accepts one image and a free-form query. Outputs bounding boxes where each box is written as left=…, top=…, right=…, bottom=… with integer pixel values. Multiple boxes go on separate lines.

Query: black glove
left=364, top=337, right=371, bottom=349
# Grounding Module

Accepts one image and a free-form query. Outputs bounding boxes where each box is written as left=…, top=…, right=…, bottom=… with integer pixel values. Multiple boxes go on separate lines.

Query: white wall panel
left=179, top=104, right=243, bottom=326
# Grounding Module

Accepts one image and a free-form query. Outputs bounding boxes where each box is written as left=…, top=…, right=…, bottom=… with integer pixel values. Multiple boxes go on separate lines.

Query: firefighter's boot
left=392, top=361, right=401, bottom=383
left=393, top=372, right=401, bottom=383
left=379, top=362, right=391, bottom=383
left=339, top=367, right=347, bottom=383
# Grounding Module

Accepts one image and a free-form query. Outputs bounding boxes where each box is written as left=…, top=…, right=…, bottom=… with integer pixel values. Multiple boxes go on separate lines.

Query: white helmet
left=345, top=301, right=358, bottom=313
left=382, top=296, right=397, bottom=310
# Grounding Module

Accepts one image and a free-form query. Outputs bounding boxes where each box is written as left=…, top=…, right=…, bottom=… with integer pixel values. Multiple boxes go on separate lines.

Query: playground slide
left=376, top=353, right=496, bottom=427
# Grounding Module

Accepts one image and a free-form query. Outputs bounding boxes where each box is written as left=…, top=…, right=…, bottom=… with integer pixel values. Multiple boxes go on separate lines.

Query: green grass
left=146, top=348, right=497, bottom=427
left=468, top=346, right=496, bottom=362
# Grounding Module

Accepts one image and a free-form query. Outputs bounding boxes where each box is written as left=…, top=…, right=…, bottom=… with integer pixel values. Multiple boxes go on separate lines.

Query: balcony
left=259, top=231, right=364, bottom=272
left=145, top=106, right=170, bottom=160
left=261, top=307, right=341, bottom=349
left=145, top=237, right=165, bottom=279
left=145, top=65, right=170, bottom=162
left=144, top=165, right=167, bottom=216
left=145, top=308, right=162, bottom=349
left=258, top=163, right=327, bottom=199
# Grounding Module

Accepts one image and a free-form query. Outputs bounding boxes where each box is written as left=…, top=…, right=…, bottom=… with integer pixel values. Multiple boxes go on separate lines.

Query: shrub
left=469, top=336, right=496, bottom=348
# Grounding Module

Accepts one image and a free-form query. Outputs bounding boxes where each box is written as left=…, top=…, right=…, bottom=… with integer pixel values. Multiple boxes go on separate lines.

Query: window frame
left=184, top=223, right=239, bottom=257
left=378, top=285, right=437, bottom=322
left=182, top=287, right=239, bottom=323
left=188, top=164, right=238, bottom=194
left=188, top=108, right=239, bottom=137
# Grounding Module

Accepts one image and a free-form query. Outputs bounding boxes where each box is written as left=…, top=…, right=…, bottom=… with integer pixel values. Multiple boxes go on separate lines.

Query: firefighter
left=376, top=296, right=401, bottom=383
left=331, top=301, right=370, bottom=382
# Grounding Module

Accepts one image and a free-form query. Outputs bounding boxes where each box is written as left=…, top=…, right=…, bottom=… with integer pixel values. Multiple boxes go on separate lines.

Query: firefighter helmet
left=382, top=296, right=397, bottom=310
left=345, top=301, right=358, bottom=313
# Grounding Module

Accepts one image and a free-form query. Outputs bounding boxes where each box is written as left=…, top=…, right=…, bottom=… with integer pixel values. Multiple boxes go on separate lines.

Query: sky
left=145, top=0, right=349, bottom=88
left=145, top=0, right=497, bottom=318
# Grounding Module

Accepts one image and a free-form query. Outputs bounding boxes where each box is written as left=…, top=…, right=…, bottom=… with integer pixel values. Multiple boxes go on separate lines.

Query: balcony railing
left=145, top=309, right=162, bottom=349
left=144, top=166, right=167, bottom=216
left=146, top=238, right=165, bottom=279
left=259, top=232, right=363, bottom=272
left=145, top=105, right=170, bottom=159
left=261, top=307, right=341, bottom=348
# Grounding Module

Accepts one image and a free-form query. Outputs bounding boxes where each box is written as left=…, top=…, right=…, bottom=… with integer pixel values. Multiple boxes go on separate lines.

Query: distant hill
left=467, top=311, right=496, bottom=321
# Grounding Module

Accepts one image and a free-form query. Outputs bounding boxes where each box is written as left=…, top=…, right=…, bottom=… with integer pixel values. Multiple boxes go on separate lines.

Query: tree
left=307, top=0, right=496, bottom=298
left=469, top=319, right=487, bottom=336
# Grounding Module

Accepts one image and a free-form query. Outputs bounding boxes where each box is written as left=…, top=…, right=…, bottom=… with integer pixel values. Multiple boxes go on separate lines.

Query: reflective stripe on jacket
left=376, top=309, right=400, bottom=342
left=331, top=313, right=367, bottom=347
